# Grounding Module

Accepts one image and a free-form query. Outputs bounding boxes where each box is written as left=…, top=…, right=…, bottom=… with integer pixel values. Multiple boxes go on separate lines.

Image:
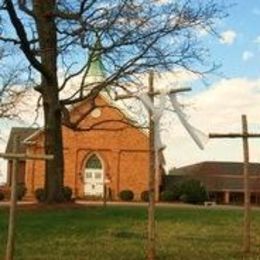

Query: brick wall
left=25, top=95, right=150, bottom=200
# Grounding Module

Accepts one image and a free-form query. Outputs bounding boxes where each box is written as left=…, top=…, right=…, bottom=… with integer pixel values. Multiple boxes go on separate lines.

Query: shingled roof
left=5, top=127, right=38, bottom=154
left=168, top=161, right=260, bottom=192
left=169, top=161, right=260, bottom=177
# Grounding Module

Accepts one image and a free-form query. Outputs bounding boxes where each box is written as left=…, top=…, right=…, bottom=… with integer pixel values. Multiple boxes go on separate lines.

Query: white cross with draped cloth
left=115, top=71, right=208, bottom=260
left=116, top=72, right=208, bottom=199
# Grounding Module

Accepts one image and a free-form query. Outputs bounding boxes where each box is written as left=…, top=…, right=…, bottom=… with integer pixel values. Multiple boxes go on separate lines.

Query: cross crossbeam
left=209, top=133, right=260, bottom=138
left=115, top=87, right=191, bottom=101
left=0, top=153, right=54, bottom=160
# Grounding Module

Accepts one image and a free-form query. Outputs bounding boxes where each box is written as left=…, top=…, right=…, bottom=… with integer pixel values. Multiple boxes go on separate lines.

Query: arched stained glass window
left=85, top=154, right=102, bottom=169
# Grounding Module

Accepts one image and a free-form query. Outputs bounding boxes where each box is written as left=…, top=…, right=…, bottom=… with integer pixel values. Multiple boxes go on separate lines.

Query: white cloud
left=156, top=69, right=200, bottom=88
left=190, top=78, right=260, bottom=128
left=219, top=30, right=237, bottom=45
left=154, top=0, right=169, bottom=4
left=254, top=36, right=260, bottom=44
left=242, top=51, right=254, bottom=61
left=120, top=69, right=200, bottom=94
left=194, top=25, right=210, bottom=38
left=163, top=78, right=260, bottom=169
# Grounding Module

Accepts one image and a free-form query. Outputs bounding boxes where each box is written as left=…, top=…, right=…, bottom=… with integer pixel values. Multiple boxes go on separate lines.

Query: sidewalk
left=75, top=200, right=260, bottom=211
left=0, top=201, right=37, bottom=207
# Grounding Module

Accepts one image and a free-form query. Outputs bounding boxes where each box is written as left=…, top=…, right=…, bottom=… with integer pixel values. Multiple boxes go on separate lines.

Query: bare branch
left=0, top=69, right=28, bottom=120
left=18, top=0, right=36, bottom=18
left=4, top=0, right=50, bottom=79
left=66, top=119, right=148, bottom=132
left=0, top=36, right=19, bottom=44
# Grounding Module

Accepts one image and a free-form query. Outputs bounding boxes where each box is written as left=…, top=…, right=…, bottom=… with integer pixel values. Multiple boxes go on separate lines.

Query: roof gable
left=24, top=93, right=147, bottom=143
left=68, top=94, right=147, bottom=134
left=5, top=127, right=38, bottom=153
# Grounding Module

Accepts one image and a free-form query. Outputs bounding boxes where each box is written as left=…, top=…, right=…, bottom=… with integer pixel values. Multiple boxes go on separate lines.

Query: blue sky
left=209, top=1, right=260, bottom=80
left=1, top=1, right=260, bottom=182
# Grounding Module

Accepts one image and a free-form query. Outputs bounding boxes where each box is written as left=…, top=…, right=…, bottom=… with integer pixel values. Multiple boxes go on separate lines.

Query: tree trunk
left=43, top=92, right=64, bottom=202
left=33, top=0, right=64, bottom=202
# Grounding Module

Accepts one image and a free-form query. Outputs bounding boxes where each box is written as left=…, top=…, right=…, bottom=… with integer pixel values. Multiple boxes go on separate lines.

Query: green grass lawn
left=0, top=205, right=260, bottom=260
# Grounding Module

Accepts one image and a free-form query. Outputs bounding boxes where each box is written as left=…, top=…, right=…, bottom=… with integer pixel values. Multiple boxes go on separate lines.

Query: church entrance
left=84, top=154, right=104, bottom=197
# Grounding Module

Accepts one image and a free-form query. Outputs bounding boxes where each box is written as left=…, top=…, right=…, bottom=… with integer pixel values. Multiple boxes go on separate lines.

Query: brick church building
left=6, top=93, right=152, bottom=200
left=5, top=43, right=156, bottom=200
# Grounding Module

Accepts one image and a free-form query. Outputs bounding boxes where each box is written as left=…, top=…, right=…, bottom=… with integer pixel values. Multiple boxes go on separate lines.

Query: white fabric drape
left=138, top=90, right=208, bottom=169
left=169, top=93, right=208, bottom=150
left=138, top=93, right=167, bottom=152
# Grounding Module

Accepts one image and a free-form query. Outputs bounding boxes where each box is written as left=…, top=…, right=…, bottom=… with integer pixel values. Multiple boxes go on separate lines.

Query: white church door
left=84, top=154, right=104, bottom=197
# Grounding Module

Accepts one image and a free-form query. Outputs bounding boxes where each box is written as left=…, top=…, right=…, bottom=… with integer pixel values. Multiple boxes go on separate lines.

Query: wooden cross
left=115, top=74, right=191, bottom=202
left=116, top=72, right=191, bottom=260
left=209, top=114, right=260, bottom=253
left=0, top=136, right=53, bottom=260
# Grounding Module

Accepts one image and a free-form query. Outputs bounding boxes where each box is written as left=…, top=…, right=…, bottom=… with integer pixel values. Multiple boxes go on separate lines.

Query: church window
left=86, top=154, right=102, bottom=169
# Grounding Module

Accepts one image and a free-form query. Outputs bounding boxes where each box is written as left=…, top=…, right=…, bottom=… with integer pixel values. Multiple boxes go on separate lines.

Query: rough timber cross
left=1, top=136, right=53, bottom=260
left=209, top=114, right=260, bottom=253
left=116, top=72, right=191, bottom=260
left=116, top=74, right=191, bottom=202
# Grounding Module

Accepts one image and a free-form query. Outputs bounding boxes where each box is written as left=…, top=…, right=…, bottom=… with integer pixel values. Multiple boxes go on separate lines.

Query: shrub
left=160, top=190, right=175, bottom=202
left=171, top=183, right=183, bottom=200
left=179, top=179, right=208, bottom=204
left=140, top=190, right=149, bottom=202
left=17, top=184, right=27, bottom=201
left=62, top=186, right=73, bottom=202
left=35, top=187, right=73, bottom=203
left=0, top=187, right=10, bottom=200
left=119, top=190, right=134, bottom=201
left=0, top=191, right=4, bottom=201
left=35, top=188, right=46, bottom=203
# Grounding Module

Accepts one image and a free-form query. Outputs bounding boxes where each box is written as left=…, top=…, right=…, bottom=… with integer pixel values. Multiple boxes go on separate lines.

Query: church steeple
left=86, top=36, right=105, bottom=84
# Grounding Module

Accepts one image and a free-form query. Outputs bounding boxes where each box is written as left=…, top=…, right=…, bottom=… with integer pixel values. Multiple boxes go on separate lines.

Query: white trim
left=22, top=128, right=44, bottom=144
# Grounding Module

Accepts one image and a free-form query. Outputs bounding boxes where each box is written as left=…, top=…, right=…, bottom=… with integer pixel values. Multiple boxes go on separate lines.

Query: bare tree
left=0, top=47, right=27, bottom=122
left=0, top=0, right=226, bottom=202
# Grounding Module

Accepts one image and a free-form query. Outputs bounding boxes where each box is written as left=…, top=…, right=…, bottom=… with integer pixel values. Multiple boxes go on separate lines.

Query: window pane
left=86, top=154, right=102, bottom=169
left=95, top=172, right=101, bottom=179
left=86, top=172, right=92, bottom=178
